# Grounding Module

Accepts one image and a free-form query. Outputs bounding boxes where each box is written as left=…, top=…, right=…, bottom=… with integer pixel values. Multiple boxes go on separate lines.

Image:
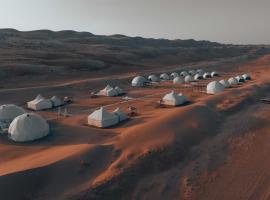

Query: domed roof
left=184, top=75, right=194, bottom=83
left=131, top=76, right=147, bottom=87
left=148, top=74, right=159, bottom=82
left=173, top=76, right=184, bottom=84
left=0, top=104, right=26, bottom=121
left=228, top=77, right=239, bottom=85
left=242, top=73, right=251, bottom=80
left=194, top=73, right=203, bottom=80
left=160, top=73, right=170, bottom=80
left=8, top=113, right=50, bottom=142
left=206, top=81, right=225, bottom=94
left=219, top=79, right=230, bottom=88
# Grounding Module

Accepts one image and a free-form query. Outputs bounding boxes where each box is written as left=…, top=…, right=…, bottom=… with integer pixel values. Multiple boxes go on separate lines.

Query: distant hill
left=0, top=29, right=264, bottom=81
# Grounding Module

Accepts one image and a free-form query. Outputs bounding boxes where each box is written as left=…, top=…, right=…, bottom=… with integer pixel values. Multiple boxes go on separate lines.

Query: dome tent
left=148, top=74, right=159, bottom=82
left=27, top=94, right=53, bottom=111
left=131, top=76, right=147, bottom=87
left=50, top=96, right=63, bottom=107
left=235, top=75, right=245, bottom=83
left=203, top=72, right=211, bottom=79
left=219, top=79, right=230, bottom=88
left=162, top=91, right=187, bottom=106
left=88, top=107, right=119, bottom=128
left=228, top=77, right=239, bottom=85
left=160, top=73, right=170, bottom=81
left=173, top=77, right=184, bottom=84
left=170, top=72, right=179, bottom=79
left=99, top=85, right=118, bottom=96
left=189, top=70, right=196, bottom=76
left=0, top=104, right=26, bottom=122
left=194, top=74, right=203, bottom=81
left=184, top=75, right=194, bottom=83
left=211, top=71, right=219, bottom=77
left=180, top=71, right=188, bottom=77
left=115, top=86, right=125, bottom=95
left=206, top=81, right=225, bottom=94
left=197, top=69, right=204, bottom=76
left=242, top=73, right=251, bottom=80
left=8, top=113, right=50, bottom=142
left=113, top=107, right=128, bottom=122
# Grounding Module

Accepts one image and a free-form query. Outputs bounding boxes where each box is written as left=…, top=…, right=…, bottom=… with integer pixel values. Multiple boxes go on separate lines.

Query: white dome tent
left=170, top=72, right=179, bottom=79
left=88, top=107, right=119, bottom=128
left=242, top=73, right=251, bottom=80
left=206, top=81, right=225, bottom=94
left=0, top=104, right=26, bottom=123
left=148, top=75, right=159, bottom=82
left=235, top=75, right=245, bottom=83
left=203, top=72, right=211, bottom=79
left=228, top=77, right=239, bottom=85
left=189, top=70, right=196, bottom=76
left=197, top=69, right=204, bottom=76
left=113, top=107, right=128, bottom=122
left=27, top=94, right=53, bottom=111
left=50, top=96, right=63, bottom=107
left=180, top=71, right=188, bottom=77
left=184, top=75, right=194, bottom=83
left=173, top=77, right=184, bottom=84
left=211, top=71, right=219, bottom=77
left=131, top=76, right=147, bottom=87
left=219, top=79, right=230, bottom=88
left=194, top=74, right=203, bottom=81
left=8, top=113, right=50, bottom=142
left=162, top=91, right=187, bottom=106
left=160, top=73, right=170, bottom=81
left=115, top=86, right=125, bottom=95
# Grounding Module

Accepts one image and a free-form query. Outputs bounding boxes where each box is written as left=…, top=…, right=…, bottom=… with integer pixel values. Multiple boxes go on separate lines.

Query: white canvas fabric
left=115, top=86, right=125, bottom=95
left=228, top=77, right=239, bottom=85
left=219, top=79, right=230, bottom=88
left=162, top=91, right=187, bottom=106
left=132, top=76, right=147, bottom=87
left=203, top=72, right=211, bottom=79
left=206, top=81, right=225, bottom=94
left=99, top=85, right=118, bottom=96
left=113, top=107, right=128, bottom=122
left=170, top=72, right=179, bottom=78
left=8, top=113, right=50, bottom=142
left=180, top=71, right=188, bottom=76
left=197, top=69, right=204, bottom=76
left=194, top=74, right=203, bottom=81
left=27, top=95, right=53, bottom=111
left=235, top=75, right=245, bottom=83
left=50, top=96, right=63, bottom=107
left=242, top=73, right=251, bottom=80
left=88, top=107, right=119, bottom=128
left=211, top=71, right=218, bottom=77
left=184, top=75, right=194, bottom=83
left=0, top=104, right=26, bottom=122
left=160, top=73, right=170, bottom=80
left=173, top=77, right=184, bottom=84
left=148, top=75, right=159, bottom=82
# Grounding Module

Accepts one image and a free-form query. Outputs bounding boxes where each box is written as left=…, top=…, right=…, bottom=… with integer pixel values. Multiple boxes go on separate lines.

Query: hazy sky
left=0, top=0, right=269, bottom=44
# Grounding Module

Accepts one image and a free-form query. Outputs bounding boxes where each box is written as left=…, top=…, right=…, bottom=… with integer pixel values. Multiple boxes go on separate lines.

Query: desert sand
left=0, top=51, right=270, bottom=200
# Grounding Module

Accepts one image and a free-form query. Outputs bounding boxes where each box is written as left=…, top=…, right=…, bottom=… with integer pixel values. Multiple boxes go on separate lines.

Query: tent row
left=0, top=104, right=49, bottom=142
left=207, top=73, right=251, bottom=94
left=132, top=70, right=219, bottom=86
left=88, top=107, right=128, bottom=128
left=98, top=85, right=125, bottom=97
left=27, top=94, right=63, bottom=111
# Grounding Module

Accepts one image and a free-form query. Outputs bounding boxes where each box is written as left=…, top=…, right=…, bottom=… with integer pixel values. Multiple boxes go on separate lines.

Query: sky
left=0, top=0, right=269, bottom=44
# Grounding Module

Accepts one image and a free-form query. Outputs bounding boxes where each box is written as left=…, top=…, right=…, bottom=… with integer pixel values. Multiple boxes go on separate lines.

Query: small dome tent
left=160, top=73, right=170, bottom=81
left=50, top=96, right=63, bottom=107
left=211, top=71, right=219, bottom=77
left=180, top=71, right=188, bottom=77
left=115, top=86, right=125, bottom=95
left=219, top=79, right=230, bottom=88
left=170, top=72, right=179, bottom=79
left=173, top=77, right=184, bottom=84
left=242, top=73, right=251, bottom=80
left=189, top=70, right=196, bottom=76
left=88, top=107, right=119, bottom=128
left=148, top=75, right=159, bottom=82
left=206, top=81, right=225, bottom=94
left=0, top=104, right=26, bottom=122
left=131, top=76, right=147, bottom=87
left=194, top=74, right=203, bottom=81
left=184, top=75, right=194, bottom=83
left=197, top=69, right=204, bottom=76
left=162, top=91, right=187, bottom=106
left=27, top=94, right=53, bottom=111
left=8, top=113, right=50, bottom=142
left=113, top=107, right=128, bottom=122
left=203, top=72, right=211, bottom=79
left=235, top=75, right=245, bottom=83
left=228, top=77, right=239, bottom=85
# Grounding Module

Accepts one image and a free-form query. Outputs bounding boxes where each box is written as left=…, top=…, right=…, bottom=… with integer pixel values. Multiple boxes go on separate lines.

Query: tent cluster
left=207, top=73, right=251, bottom=94
left=98, top=85, right=125, bottom=97
left=27, top=94, right=63, bottom=110
left=0, top=104, right=49, bottom=142
left=87, top=107, right=128, bottom=128
left=162, top=91, right=188, bottom=106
